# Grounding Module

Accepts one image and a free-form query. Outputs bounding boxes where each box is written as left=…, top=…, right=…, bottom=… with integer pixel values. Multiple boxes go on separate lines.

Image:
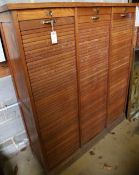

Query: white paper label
left=51, top=31, right=58, bottom=44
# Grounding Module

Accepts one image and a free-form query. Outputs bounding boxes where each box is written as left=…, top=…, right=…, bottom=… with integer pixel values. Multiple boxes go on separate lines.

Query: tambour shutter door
left=19, top=14, right=80, bottom=169
left=107, top=7, right=135, bottom=124
left=77, top=8, right=110, bottom=144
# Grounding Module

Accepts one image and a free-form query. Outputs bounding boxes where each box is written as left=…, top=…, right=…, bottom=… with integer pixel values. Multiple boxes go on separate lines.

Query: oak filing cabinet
left=0, top=2, right=136, bottom=173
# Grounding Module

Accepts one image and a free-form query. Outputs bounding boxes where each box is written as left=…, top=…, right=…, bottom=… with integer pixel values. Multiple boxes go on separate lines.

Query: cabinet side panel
left=1, top=13, right=44, bottom=166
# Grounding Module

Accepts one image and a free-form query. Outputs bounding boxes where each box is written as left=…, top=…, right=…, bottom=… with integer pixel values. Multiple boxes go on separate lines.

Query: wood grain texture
left=2, top=22, right=30, bottom=108
left=77, top=8, right=110, bottom=144
left=18, top=8, right=75, bottom=21
left=0, top=2, right=138, bottom=13
left=0, top=62, right=10, bottom=77
left=107, top=7, right=135, bottom=125
left=20, top=16, right=80, bottom=169
left=1, top=11, right=45, bottom=170
left=20, top=16, right=74, bottom=31
left=0, top=4, right=136, bottom=173
left=136, top=27, right=139, bottom=48
left=0, top=12, right=12, bottom=22
left=112, top=7, right=135, bottom=13
left=75, top=7, right=111, bottom=16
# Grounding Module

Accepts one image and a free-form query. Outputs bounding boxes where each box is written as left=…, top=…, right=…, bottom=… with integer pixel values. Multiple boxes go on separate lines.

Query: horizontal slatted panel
left=77, top=11, right=110, bottom=144
left=20, top=17, right=79, bottom=169
left=107, top=11, right=134, bottom=124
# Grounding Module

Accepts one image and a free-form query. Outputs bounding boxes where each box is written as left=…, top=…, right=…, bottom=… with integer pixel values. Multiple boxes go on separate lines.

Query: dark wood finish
left=0, top=3, right=136, bottom=173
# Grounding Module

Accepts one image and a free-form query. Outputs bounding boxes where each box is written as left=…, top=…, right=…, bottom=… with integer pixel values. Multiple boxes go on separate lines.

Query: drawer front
left=18, top=8, right=75, bottom=21
left=20, top=16, right=74, bottom=31
left=112, top=7, right=135, bottom=14
left=77, top=8, right=110, bottom=144
left=78, top=14, right=110, bottom=24
left=77, top=7, right=111, bottom=16
left=107, top=9, right=135, bottom=124
left=20, top=17, right=79, bottom=169
left=112, top=12, right=135, bottom=20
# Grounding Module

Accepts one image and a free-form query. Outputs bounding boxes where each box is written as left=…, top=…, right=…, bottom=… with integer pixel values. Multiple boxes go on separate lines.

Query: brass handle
left=120, top=13, right=127, bottom=17
left=91, top=16, right=100, bottom=20
left=41, top=19, right=56, bottom=25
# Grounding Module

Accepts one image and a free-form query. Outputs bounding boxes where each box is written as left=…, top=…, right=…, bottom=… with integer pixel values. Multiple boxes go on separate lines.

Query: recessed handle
left=91, top=16, right=100, bottom=20
left=120, top=13, right=127, bottom=17
left=41, top=19, right=56, bottom=25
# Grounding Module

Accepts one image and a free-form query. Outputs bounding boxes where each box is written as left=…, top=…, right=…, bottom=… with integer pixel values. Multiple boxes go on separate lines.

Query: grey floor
left=0, top=76, right=27, bottom=155
left=4, top=118, right=139, bottom=175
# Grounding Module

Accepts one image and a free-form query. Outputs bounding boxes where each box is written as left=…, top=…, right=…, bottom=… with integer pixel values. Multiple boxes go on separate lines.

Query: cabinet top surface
left=0, top=2, right=138, bottom=13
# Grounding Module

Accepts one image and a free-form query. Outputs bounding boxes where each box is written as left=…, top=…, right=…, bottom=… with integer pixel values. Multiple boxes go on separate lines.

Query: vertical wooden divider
left=106, top=7, right=112, bottom=128
left=74, top=7, right=81, bottom=147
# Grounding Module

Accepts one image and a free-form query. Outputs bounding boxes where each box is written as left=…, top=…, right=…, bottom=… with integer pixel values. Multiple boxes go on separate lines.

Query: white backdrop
left=0, top=38, right=6, bottom=62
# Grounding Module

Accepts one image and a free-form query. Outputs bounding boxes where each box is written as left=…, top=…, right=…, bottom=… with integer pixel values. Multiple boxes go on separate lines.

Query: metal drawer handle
left=91, top=16, right=100, bottom=20
left=120, top=13, right=127, bottom=17
left=41, top=19, right=56, bottom=25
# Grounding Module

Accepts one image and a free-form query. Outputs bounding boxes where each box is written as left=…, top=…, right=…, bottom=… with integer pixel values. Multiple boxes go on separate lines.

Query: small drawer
left=112, top=12, right=134, bottom=20
left=78, top=14, right=111, bottom=24
left=77, top=7, right=111, bottom=16
left=18, top=8, right=75, bottom=21
left=112, top=7, right=135, bottom=14
left=20, top=16, right=74, bottom=31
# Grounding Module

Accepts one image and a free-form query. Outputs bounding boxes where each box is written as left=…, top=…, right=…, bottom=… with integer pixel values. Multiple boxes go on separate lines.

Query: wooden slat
left=77, top=7, right=111, bottom=16
left=112, top=12, right=134, bottom=20
left=19, top=16, right=74, bottom=31
left=21, top=23, right=74, bottom=35
left=0, top=62, right=10, bottom=78
left=22, top=26, right=74, bottom=40
left=20, top=16, right=80, bottom=169
left=108, top=98, right=125, bottom=124
left=18, top=8, right=75, bottom=21
left=78, top=14, right=110, bottom=23
left=81, top=108, right=106, bottom=144
left=0, top=2, right=137, bottom=14
left=77, top=8, right=110, bottom=145
left=107, top=8, right=134, bottom=125
left=112, top=7, right=135, bottom=14
left=44, top=129, right=79, bottom=169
